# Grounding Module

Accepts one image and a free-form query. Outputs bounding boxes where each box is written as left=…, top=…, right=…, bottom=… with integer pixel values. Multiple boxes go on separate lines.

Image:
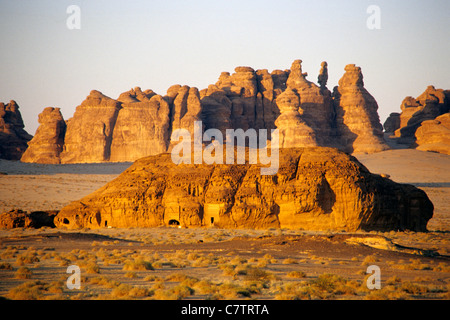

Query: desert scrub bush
left=8, top=281, right=44, bottom=300
left=216, top=282, right=248, bottom=299
left=262, top=254, right=277, bottom=264
left=393, top=258, right=432, bottom=271
left=287, top=271, right=307, bottom=279
left=123, top=259, right=154, bottom=271
left=243, top=267, right=274, bottom=283
left=7, top=280, right=64, bottom=300
left=192, top=280, right=218, bottom=295
left=0, top=262, right=13, bottom=270
left=125, top=271, right=138, bottom=278
left=15, top=266, right=33, bottom=279
left=165, top=272, right=190, bottom=281
left=274, top=283, right=309, bottom=300
left=110, top=283, right=152, bottom=299
left=361, top=254, right=380, bottom=266
left=0, top=248, right=17, bottom=259
left=88, top=276, right=120, bottom=289
left=84, top=262, right=101, bottom=274
left=282, top=258, right=298, bottom=265
left=153, top=284, right=195, bottom=300
left=15, top=252, right=40, bottom=266
left=400, top=281, right=430, bottom=295
left=279, top=274, right=359, bottom=300
left=433, top=262, right=450, bottom=272
left=144, top=275, right=164, bottom=282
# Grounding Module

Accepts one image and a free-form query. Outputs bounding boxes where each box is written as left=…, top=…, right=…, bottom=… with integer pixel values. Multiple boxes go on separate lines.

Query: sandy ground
left=0, top=149, right=448, bottom=231
left=0, top=149, right=449, bottom=300
left=0, top=161, right=132, bottom=213
left=355, top=149, right=450, bottom=231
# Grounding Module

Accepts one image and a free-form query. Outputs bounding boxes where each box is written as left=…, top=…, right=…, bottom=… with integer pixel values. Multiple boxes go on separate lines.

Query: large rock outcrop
left=332, top=64, right=389, bottom=154
left=60, top=90, right=122, bottom=163
left=21, top=107, right=66, bottom=164
left=384, top=86, right=450, bottom=148
left=26, top=59, right=390, bottom=163
left=285, top=60, right=338, bottom=148
left=275, top=88, right=318, bottom=148
left=0, top=100, right=33, bottom=160
left=415, top=113, right=450, bottom=155
left=54, top=147, right=433, bottom=232
left=0, top=209, right=57, bottom=229
left=109, top=92, right=170, bottom=162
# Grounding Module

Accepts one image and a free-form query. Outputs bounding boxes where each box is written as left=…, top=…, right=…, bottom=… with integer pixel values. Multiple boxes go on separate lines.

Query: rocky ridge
left=54, top=147, right=433, bottom=232
left=415, top=113, right=450, bottom=155
left=22, top=60, right=389, bottom=164
left=384, top=86, right=450, bottom=144
left=21, top=107, right=66, bottom=164
left=0, top=100, right=33, bottom=160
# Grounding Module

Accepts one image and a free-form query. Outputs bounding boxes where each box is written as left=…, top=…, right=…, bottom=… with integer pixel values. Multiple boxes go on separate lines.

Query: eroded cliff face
left=59, top=90, right=122, bottom=164
left=0, top=100, right=32, bottom=160
left=23, top=59, right=391, bottom=164
left=415, top=113, right=450, bottom=155
left=21, top=107, right=66, bottom=164
left=332, top=64, right=389, bottom=154
left=54, top=147, right=433, bottom=232
left=384, top=85, right=450, bottom=152
left=109, top=94, right=170, bottom=162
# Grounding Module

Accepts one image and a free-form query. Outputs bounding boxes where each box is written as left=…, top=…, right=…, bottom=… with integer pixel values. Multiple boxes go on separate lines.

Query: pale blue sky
left=1, top=0, right=449, bottom=134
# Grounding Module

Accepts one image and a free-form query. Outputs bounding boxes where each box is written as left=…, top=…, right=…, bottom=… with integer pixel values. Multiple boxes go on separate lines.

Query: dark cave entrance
left=168, top=219, right=180, bottom=226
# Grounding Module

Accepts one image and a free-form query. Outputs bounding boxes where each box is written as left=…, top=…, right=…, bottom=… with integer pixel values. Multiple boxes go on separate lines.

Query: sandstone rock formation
left=285, top=60, right=338, bottom=148
left=27, top=59, right=390, bottom=164
left=385, top=86, right=450, bottom=147
left=60, top=90, right=122, bottom=163
left=54, top=147, right=433, bottom=232
left=415, top=113, right=450, bottom=155
left=383, top=112, right=401, bottom=133
left=333, top=64, right=389, bottom=154
left=109, top=92, right=170, bottom=162
left=21, top=107, right=66, bottom=164
left=275, top=88, right=318, bottom=148
left=0, top=209, right=57, bottom=229
left=318, top=61, right=328, bottom=88
left=0, top=100, right=33, bottom=160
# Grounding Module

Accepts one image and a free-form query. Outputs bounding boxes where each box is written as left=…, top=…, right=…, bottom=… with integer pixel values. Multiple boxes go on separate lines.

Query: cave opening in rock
left=168, top=219, right=180, bottom=226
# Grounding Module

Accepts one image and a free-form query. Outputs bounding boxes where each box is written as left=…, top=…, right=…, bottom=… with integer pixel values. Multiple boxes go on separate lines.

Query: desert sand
left=0, top=149, right=449, bottom=300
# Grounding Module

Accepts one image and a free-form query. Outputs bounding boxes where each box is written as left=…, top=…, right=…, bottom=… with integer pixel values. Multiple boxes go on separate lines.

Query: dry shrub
left=0, top=262, right=13, bottom=270
left=15, top=266, right=32, bottom=279
left=110, top=283, right=152, bottom=299
left=123, top=259, right=154, bottom=271
left=287, top=271, right=306, bottom=279
left=7, top=280, right=64, bottom=300
left=361, top=254, right=379, bottom=266
left=153, top=284, right=195, bottom=300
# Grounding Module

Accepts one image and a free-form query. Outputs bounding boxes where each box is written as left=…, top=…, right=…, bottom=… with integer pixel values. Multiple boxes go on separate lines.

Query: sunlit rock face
left=55, top=147, right=433, bottom=232
left=25, top=59, right=392, bottom=164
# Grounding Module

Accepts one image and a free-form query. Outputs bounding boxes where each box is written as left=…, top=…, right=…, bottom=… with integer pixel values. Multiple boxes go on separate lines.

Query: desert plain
left=0, top=147, right=449, bottom=300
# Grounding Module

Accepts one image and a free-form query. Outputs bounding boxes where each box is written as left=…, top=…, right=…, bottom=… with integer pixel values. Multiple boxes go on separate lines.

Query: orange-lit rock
left=54, top=147, right=433, bottom=232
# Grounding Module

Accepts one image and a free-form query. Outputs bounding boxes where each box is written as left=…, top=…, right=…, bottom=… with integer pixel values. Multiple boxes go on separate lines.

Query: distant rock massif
left=54, top=147, right=433, bottom=232
left=1, top=60, right=441, bottom=232
left=21, top=60, right=389, bottom=164
left=0, top=100, right=32, bottom=160
left=384, top=85, right=450, bottom=154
